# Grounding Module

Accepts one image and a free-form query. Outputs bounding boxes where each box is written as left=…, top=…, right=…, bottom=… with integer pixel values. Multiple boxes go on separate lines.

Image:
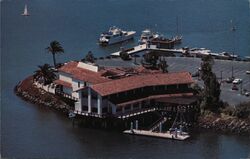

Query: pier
left=123, top=129, right=190, bottom=140
left=110, top=44, right=184, bottom=56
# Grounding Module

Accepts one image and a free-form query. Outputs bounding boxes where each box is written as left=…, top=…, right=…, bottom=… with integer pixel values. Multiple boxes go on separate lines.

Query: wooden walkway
left=123, top=129, right=190, bottom=141
left=110, top=44, right=184, bottom=56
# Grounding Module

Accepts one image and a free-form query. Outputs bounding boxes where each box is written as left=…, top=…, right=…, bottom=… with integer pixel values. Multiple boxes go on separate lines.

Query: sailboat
left=172, top=16, right=182, bottom=44
left=21, top=4, right=30, bottom=16
left=230, top=20, right=236, bottom=31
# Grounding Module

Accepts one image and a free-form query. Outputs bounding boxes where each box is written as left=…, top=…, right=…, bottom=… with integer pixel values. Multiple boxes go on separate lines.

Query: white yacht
left=138, top=29, right=159, bottom=44
left=99, top=26, right=136, bottom=46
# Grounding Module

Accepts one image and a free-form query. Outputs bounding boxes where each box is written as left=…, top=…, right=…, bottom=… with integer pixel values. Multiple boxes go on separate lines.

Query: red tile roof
left=58, top=61, right=110, bottom=84
left=91, top=72, right=193, bottom=96
left=54, top=79, right=72, bottom=88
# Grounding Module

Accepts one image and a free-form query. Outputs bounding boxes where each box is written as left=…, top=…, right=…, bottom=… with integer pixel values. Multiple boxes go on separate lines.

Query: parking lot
left=166, top=57, right=250, bottom=106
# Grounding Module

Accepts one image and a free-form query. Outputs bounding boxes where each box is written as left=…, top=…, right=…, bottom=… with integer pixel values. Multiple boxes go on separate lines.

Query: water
left=1, top=0, right=250, bottom=158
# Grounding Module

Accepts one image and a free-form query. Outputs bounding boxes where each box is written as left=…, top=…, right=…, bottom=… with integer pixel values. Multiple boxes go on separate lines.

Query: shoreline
left=14, top=75, right=250, bottom=136
left=15, top=76, right=71, bottom=113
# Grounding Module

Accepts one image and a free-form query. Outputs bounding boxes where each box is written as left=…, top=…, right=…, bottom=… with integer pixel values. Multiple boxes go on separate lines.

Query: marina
left=111, top=43, right=250, bottom=62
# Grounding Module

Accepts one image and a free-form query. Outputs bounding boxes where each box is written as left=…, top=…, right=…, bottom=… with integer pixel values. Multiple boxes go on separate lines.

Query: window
left=78, top=82, right=80, bottom=88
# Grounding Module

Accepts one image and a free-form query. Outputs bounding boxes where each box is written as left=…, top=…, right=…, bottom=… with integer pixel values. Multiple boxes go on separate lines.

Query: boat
left=172, top=35, right=182, bottom=44
left=99, top=26, right=136, bottom=46
left=21, top=4, right=30, bottom=16
left=230, top=20, right=236, bottom=31
left=138, top=29, right=159, bottom=44
left=172, top=16, right=182, bottom=44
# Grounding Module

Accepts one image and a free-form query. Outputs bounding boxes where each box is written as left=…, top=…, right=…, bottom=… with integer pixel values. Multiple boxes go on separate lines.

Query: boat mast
left=231, top=19, right=236, bottom=78
left=176, top=16, right=179, bottom=36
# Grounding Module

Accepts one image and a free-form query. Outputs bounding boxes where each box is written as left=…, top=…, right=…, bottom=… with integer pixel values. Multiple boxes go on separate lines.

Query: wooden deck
left=123, top=129, right=190, bottom=141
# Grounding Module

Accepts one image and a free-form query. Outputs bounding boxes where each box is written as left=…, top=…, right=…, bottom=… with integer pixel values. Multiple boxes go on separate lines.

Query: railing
left=56, top=91, right=78, bottom=101
left=115, top=107, right=159, bottom=119
left=149, top=117, right=168, bottom=132
left=74, top=110, right=110, bottom=118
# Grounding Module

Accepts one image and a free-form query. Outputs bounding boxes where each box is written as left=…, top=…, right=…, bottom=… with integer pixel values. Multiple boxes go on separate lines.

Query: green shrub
left=234, top=102, right=250, bottom=119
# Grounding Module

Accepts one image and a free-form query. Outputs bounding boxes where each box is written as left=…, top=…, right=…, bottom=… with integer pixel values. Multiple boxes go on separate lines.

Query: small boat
left=99, top=26, right=136, bottom=46
left=172, top=35, right=182, bottom=44
left=68, top=111, right=76, bottom=118
left=230, top=20, right=236, bottom=31
left=21, top=4, right=30, bottom=16
left=138, top=29, right=159, bottom=44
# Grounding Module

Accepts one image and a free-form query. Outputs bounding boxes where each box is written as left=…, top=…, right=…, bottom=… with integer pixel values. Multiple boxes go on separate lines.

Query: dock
left=110, top=44, right=184, bottom=56
left=123, top=129, right=190, bottom=141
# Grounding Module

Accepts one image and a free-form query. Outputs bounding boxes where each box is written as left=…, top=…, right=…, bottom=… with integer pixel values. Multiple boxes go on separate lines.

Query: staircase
left=149, top=117, right=168, bottom=132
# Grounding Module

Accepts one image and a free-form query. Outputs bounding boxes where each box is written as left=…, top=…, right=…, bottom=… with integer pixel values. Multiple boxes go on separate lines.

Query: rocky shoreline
left=197, top=113, right=250, bottom=135
left=15, top=76, right=250, bottom=135
left=15, top=76, right=71, bottom=113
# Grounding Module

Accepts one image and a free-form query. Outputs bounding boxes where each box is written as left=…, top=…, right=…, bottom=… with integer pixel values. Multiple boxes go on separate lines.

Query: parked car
left=245, top=92, right=249, bottom=97
left=232, top=78, right=242, bottom=84
left=232, top=84, right=238, bottom=90
left=246, top=70, right=250, bottom=74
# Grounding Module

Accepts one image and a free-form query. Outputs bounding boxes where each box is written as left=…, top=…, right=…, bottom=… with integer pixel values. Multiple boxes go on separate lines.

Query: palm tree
left=46, top=41, right=64, bottom=68
left=158, top=57, right=168, bottom=73
left=33, top=64, right=56, bottom=85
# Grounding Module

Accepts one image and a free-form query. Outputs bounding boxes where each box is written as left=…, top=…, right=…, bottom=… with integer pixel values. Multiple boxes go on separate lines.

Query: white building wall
left=75, top=101, right=81, bottom=112
left=59, top=73, right=72, bottom=83
left=71, top=80, right=86, bottom=99
left=72, top=79, right=85, bottom=91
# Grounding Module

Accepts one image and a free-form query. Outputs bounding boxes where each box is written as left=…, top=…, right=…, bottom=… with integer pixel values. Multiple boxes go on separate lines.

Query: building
left=54, top=61, right=195, bottom=118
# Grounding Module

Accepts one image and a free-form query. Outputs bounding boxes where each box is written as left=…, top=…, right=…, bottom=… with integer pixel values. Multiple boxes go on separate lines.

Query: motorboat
left=99, top=26, right=136, bottom=46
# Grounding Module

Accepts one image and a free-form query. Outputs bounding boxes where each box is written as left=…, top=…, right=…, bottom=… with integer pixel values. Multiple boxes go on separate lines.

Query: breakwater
left=14, top=76, right=71, bottom=112
left=197, top=113, right=250, bottom=135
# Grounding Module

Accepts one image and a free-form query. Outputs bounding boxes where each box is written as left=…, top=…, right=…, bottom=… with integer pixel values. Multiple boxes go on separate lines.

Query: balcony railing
left=56, top=91, right=78, bottom=101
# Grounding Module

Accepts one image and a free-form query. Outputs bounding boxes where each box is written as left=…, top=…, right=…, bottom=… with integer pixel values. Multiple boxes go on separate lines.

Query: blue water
left=1, top=0, right=250, bottom=158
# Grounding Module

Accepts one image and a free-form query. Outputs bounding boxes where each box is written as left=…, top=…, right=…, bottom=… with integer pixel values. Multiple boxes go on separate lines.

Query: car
left=232, top=84, right=238, bottom=90
left=246, top=70, right=250, bottom=74
left=232, top=78, right=242, bottom=84
left=245, top=92, right=249, bottom=97
left=226, top=77, right=234, bottom=83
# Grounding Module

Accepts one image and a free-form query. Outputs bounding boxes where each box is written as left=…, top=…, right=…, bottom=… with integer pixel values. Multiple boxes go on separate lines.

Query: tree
left=33, top=64, right=56, bottom=85
left=158, top=57, right=168, bottom=73
left=120, top=51, right=131, bottom=61
left=46, top=41, right=64, bottom=68
left=85, top=51, right=95, bottom=63
left=144, top=53, right=159, bottom=68
left=200, top=55, right=221, bottom=112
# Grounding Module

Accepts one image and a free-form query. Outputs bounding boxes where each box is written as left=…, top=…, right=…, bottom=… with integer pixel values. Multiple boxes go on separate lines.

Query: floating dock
left=123, top=129, right=190, bottom=141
